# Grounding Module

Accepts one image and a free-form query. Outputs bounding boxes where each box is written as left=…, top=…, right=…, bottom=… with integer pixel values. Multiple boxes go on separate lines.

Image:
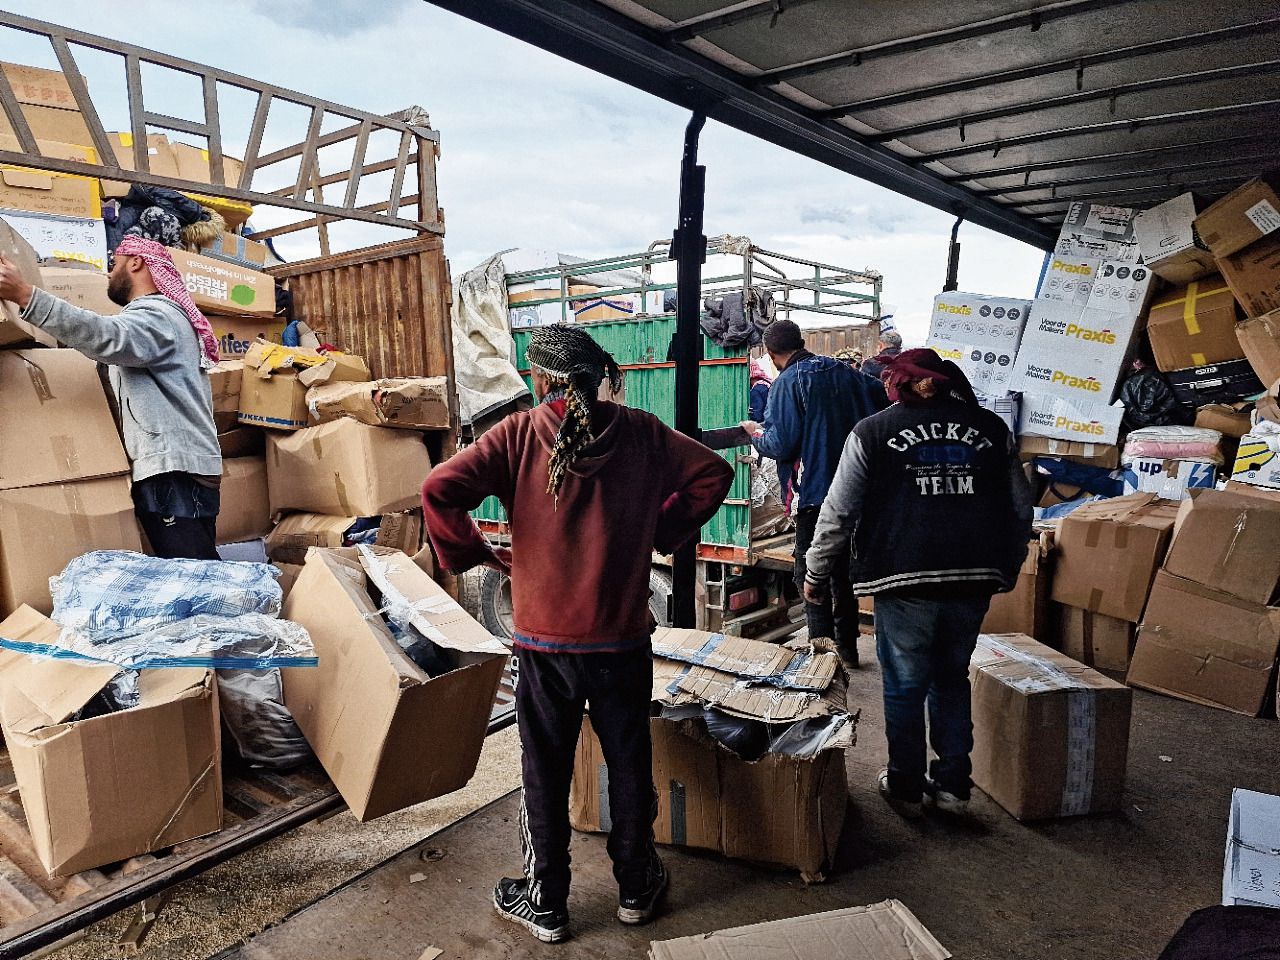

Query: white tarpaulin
left=451, top=254, right=530, bottom=425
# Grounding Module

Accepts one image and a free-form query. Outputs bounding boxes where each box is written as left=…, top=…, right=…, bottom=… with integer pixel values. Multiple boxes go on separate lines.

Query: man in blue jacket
left=740, top=320, right=887, bottom=664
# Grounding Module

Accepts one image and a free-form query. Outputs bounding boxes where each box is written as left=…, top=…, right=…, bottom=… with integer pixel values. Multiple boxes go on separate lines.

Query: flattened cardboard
left=39, top=265, right=117, bottom=315
left=1056, top=605, right=1135, bottom=673
left=0, top=475, right=141, bottom=617
left=1164, top=489, right=1280, bottom=605
left=1195, top=173, right=1280, bottom=259
left=1146, top=277, right=1243, bottom=372
left=281, top=548, right=506, bottom=821
left=0, top=349, right=130, bottom=490
left=240, top=340, right=370, bottom=431
left=306, top=377, right=451, bottom=431
left=0, top=217, right=52, bottom=347
left=265, top=419, right=431, bottom=517
left=169, top=248, right=274, bottom=319
left=648, top=900, right=950, bottom=960
left=1018, top=435, right=1120, bottom=468
left=1050, top=493, right=1179, bottom=622
left=1133, top=192, right=1217, bottom=285
left=1237, top=310, right=1280, bottom=387
left=1216, top=231, right=1280, bottom=318
left=970, top=633, right=1131, bottom=821
left=1194, top=403, right=1254, bottom=439
left=216, top=456, right=271, bottom=547
left=1224, top=788, right=1280, bottom=908
left=572, top=715, right=848, bottom=879
left=0, top=167, right=99, bottom=219
left=982, top=533, right=1055, bottom=642
left=0, top=607, right=222, bottom=877
left=1130, top=571, right=1280, bottom=717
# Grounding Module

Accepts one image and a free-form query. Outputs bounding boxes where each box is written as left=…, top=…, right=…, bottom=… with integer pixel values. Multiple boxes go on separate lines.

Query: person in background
left=803, top=349, right=1032, bottom=819
left=422, top=325, right=733, bottom=944
left=0, top=236, right=223, bottom=559
left=739, top=319, right=887, bottom=666
left=749, top=357, right=773, bottom=422
left=859, top=317, right=903, bottom=381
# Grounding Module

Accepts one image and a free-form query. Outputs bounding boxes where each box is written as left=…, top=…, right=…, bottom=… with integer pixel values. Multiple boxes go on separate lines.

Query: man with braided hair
left=423, top=324, right=733, bottom=943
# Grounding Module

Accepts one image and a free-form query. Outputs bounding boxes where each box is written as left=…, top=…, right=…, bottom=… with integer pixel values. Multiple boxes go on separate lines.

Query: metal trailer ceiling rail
left=425, top=0, right=1280, bottom=250
left=0, top=11, right=442, bottom=252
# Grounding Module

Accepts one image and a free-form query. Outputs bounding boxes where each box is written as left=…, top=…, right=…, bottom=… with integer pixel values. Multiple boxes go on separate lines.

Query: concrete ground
left=45, top=727, right=524, bottom=960
left=219, top=654, right=1279, bottom=960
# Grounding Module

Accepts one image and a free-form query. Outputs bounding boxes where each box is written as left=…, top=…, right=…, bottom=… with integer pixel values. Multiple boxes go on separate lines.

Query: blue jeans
left=874, top=592, right=991, bottom=801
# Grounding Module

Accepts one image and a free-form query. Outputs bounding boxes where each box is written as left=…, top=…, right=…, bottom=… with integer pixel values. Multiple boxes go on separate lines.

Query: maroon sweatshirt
left=422, top=401, right=734, bottom=653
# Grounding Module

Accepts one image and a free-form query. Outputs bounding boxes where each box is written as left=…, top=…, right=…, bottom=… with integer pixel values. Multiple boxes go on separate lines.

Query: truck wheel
left=649, top=568, right=673, bottom=627
left=459, top=567, right=515, bottom=640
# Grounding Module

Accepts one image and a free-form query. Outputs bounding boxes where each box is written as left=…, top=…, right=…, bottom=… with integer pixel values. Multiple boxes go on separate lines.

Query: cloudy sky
left=3, top=0, right=1049, bottom=343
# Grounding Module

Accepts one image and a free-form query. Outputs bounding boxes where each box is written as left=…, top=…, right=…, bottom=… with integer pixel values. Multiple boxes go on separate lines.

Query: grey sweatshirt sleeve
left=804, top=431, right=870, bottom=583
left=21, top=288, right=177, bottom=367
left=1006, top=439, right=1035, bottom=573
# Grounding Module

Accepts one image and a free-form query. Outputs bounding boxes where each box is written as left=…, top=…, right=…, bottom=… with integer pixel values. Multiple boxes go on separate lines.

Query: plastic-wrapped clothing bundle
left=216, top=669, right=313, bottom=769
left=1123, top=425, right=1225, bottom=463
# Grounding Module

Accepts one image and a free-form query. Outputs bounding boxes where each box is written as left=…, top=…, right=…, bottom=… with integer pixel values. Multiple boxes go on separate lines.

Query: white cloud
left=12, top=1, right=1047, bottom=342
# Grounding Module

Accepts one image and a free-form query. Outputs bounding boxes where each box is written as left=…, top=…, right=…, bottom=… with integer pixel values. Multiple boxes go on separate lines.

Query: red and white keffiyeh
left=115, top=235, right=220, bottom=367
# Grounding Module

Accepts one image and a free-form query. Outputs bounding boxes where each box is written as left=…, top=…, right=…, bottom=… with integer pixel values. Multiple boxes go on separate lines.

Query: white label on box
left=1245, top=199, right=1280, bottom=236
left=1018, top=393, right=1124, bottom=445
left=1, top=211, right=107, bottom=271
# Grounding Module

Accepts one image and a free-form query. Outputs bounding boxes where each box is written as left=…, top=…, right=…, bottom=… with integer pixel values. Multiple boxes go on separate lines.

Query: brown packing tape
left=1087, top=588, right=1104, bottom=614
left=1115, top=527, right=1129, bottom=550
left=334, top=474, right=352, bottom=516
left=24, top=358, right=52, bottom=402
left=1084, top=523, right=1102, bottom=549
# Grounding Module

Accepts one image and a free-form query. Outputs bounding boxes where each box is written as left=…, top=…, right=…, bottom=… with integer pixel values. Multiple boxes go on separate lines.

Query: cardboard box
left=240, top=341, right=370, bottom=431
left=171, top=142, right=244, bottom=188
left=306, top=377, right=451, bottom=431
left=649, top=900, right=949, bottom=960
left=217, top=425, right=263, bottom=459
left=982, top=533, right=1054, bottom=642
left=1037, top=256, right=1101, bottom=308
left=1164, top=489, right=1280, bottom=605
left=1194, top=173, right=1280, bottom=259
left=0, top=606, right=221, bottom=877
left=0, top=103, right=94, bottom=150
left=1050, top=493, right=1179, bottom=622
left=0, top=168, right=99, bottom=220
left=1216, top=230, right=1280, bottom=317
left=281, top=547, right=507, bottom=821
left=1011, top=342, right=1126, bottom=402
left=508, top=287, right=565, bottom=328
left=927, top=292, right=1028, bottom=349
left=571, top=293, right=637, bottom=323
left=926, top=341, right=1018, bottom=394
left=275, top=562, right=303, bottom=598
left=1224, top=788, right=1280, bottom=908
left=1120, top=457, right=1217, bottom=500
left=1054, top=202, right=1141, bottom=262
left=970, top=633, right=1131, bottom=821
left=1085, top=260, right=1154, bottom=317
left=1018, top=393, right=1124, bottom=445
left=1226, top=478, right=1280, bottom=501
left=1194, top=403, right=1254, bottom=439
left=266, top=418, right=431, bottom=516
left=1232, top=428, right=1280, bottom=491
left=101, top=132, right=183, bottom=197
left=1019, top=300, right=1142, bottom=365
left=216, top=456, right=270, bottom=547
left=1237, top=310, right=1280, bottom=386
left=0, top=217, right=53, bottom=347
left=1057, top=605, right=1135, bottom=673
left=1134, top=192, right=1218, bottom=285
left=1, top=209, right=106, bottom=272
left=38, top=264, right=117, bottom=315
left=1129, top=571, right=1280, bottom=716
left=975, top=391, right=1019, bottom=433
left=0, top=476, right=141, bottom=617
left=213, top=315, right=286, bottom=360
left=1168, top=359, right=1265, bottom=407
left=199, top=231, right=268, bottom=269
left=1018, top=435, right=1120, bottom=468
left=209, top=360, right=242, bottom=432
left=169, top=249, right=274, bottom=319
left=572, top=628, right=852, bottom=878
left=0, top=349, right=130, bottom=490
left=0, top=62, right=80, bottom=111
left=265, top=510, right=422, bottom=566
left=1146, top=276, right=1243, bottom=371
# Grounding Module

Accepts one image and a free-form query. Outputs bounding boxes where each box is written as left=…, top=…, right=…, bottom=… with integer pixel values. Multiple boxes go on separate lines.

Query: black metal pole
left=943, top=214, right=964, bottom=291
left=670, top=111, right=707, bottom=629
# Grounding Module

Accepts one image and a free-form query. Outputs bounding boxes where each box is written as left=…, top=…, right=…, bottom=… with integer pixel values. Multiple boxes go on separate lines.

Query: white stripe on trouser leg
left=518, top=790, right=541, bottom=903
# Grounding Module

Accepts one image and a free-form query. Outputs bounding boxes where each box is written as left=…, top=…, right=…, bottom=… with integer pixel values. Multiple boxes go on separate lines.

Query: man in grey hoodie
left=0, top=238, right=223, bottom=559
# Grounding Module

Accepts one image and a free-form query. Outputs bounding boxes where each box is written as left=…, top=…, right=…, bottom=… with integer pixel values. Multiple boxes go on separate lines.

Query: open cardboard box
left=0, top=607, right=222, bottom=876
left=240, top=340, right=370, bottom=431
left=281, top=547, right=507, bottom=821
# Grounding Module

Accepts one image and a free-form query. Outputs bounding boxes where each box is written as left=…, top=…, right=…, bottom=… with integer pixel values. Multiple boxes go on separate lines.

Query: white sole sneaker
left=493, top=893, right=570, bottom=943
left=618, top=867, right=669, bottom=925
left=924, top=779, right=971, bottom=816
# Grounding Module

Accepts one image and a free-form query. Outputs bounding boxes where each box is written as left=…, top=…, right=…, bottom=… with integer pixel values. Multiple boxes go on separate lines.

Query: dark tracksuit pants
left=132, top=472, right=220, bottom=560
left=793, top=507, right=858, bottom=661
left=514, top=646, right=657, bottom=907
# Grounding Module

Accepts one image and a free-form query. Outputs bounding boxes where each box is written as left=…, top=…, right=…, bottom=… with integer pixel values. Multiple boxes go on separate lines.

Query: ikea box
left=1018, top=392, right=1124, bottom=445
left=970, top=633, right=1131, bottom=821
left=0, top=607, right=221, bottom=877
left=1224, top=788, right=1280, bottom=908
left=282, top=547, right=507, bottom=821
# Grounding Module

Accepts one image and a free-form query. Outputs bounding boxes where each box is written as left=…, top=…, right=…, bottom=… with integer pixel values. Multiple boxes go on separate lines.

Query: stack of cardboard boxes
left=924, top=291, right=1030, bottom=398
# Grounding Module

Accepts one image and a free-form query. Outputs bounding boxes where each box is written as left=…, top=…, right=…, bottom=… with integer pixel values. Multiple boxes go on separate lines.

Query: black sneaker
left=877, top=769, right=923, bottom=820
left=493, top=877, right=570, bottom=943
left=618, top=859, right=668, bottom=925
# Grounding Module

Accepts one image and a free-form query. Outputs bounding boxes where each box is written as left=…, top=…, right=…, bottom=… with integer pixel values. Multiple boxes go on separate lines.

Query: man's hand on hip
left=485, top=546, right=513, bottom=575
left=803, top=576, right=829, bottom=606
left=0, top=256, right=33, bottom=310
